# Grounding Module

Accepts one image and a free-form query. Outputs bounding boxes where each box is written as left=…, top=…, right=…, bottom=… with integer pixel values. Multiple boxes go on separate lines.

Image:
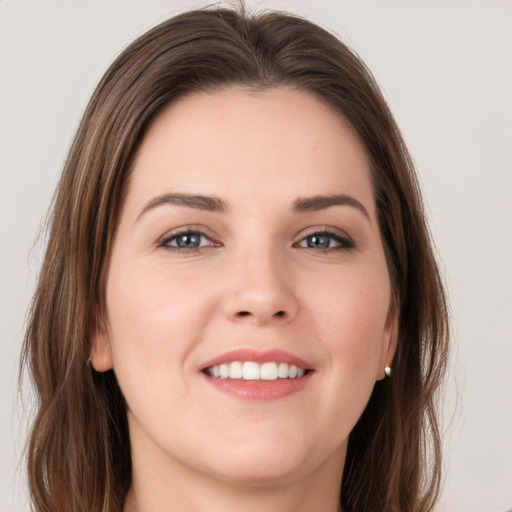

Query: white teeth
left=277, top=362, right=288, bottom=378
left=260, top=362, right=278, bottom=380
left=229, top=361, right=243, bottom=379
left=206, top=361, right=307, bottom=380
left=242, top=361, right=260, bottom=380
left=219, top=364, right=229, bottom=379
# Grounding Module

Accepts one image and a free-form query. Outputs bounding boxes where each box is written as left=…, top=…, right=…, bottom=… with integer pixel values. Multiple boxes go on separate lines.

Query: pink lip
left=202, top=373, right=312, bottom=401
left=199, top=348, right=313, bottom=371
left=199, top=348, right=314, bottom=401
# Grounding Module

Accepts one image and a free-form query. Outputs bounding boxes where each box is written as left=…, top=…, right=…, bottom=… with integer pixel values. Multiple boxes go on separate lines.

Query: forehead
left=127, top=86, right=374, bottom=216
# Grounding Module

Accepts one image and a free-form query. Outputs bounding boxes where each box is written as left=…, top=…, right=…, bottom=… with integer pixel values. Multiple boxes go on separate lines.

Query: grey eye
left=296, top=230, right=354, bottom=251
left=174, top=232, right=202, bottom=248
left=160, top=229, right=220, bottom=252
left=306, top=234, right=332, bottom=249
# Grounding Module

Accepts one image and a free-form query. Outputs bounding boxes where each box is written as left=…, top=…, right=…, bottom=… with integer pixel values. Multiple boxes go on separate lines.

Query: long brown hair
left=21, top=4, right=449, bottom=511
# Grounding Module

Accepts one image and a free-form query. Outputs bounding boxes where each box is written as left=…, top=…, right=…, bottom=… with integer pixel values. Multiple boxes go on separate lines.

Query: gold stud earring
left=384, top=365, right=392, bottom=377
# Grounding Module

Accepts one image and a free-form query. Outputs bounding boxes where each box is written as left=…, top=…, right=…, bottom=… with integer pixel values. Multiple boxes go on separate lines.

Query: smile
left=200, top=349, right=314, bottom=400
left=204, top=361, right=307, bottom=380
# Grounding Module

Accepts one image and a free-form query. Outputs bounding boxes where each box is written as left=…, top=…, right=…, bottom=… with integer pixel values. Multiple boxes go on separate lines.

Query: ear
left=376, top=300, right=399, bottom=381
left=89, top=310, right=113, bottom=372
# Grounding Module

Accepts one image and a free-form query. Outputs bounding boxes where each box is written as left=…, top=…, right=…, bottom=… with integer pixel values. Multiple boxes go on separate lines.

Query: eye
left=159, top=230, right=217, bottom=251
left=295, top=230, right=354, bottom=251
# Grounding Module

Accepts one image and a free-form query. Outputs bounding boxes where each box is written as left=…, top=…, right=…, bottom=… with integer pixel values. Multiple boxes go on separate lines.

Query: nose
left=221, top=248, right=299, bottom=326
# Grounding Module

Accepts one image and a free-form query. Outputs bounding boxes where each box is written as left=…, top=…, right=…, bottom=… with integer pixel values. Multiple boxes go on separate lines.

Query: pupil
left=176, top=233, right=200, bottom=248
left=308, top=235, right=329, bottom=248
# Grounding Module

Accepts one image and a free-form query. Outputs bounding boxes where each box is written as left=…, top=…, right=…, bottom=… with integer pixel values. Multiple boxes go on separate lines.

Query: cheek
left=105, top=263, right=215, bottom=376
left=304, top=265, right=391, bottom=375
left=103, top=261, right=223, bottom=434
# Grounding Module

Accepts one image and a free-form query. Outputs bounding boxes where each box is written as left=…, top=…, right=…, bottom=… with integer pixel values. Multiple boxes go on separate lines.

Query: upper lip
left=199, top=348, right=314, bottom=372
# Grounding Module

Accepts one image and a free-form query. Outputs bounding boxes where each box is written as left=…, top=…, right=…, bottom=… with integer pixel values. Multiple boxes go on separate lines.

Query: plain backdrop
left=1, top=1, right=511, bottom=511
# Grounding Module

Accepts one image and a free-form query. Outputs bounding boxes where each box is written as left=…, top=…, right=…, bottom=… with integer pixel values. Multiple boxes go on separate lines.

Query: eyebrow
left=137, top=193, right=228, bottom=221
left=137, top=192, right=370, bottom=222
left=292, top=194, right=371, bottom=221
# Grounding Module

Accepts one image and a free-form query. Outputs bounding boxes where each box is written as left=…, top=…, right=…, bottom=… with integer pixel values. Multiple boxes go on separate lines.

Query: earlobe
left=89, top=311, right=113, bottom=372
left=377, top=301, right=399, bottom=381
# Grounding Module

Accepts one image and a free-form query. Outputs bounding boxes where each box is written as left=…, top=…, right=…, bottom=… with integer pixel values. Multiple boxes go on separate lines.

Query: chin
left=207, top=452, right=310, bottom=488
left=195, top=430, right=337, bottom=488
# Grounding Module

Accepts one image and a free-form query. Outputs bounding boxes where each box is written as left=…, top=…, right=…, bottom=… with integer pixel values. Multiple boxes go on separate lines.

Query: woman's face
left=92, top=87, right=396, bottom=488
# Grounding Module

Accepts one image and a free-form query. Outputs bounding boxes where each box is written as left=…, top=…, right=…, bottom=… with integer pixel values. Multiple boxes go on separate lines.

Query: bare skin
left=91, top=86, right=397, bottom=512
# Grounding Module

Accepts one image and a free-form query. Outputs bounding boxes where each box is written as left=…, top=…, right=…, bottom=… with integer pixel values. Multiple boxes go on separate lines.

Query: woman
left=21, top=4, right=449, bottom=512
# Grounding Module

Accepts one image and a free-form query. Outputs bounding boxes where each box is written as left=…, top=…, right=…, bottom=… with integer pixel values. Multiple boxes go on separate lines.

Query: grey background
left=1, top=1, right=511, bottom=510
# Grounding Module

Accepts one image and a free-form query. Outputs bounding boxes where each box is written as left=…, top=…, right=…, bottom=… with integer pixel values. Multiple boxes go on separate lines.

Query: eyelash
left=294, top=228, right=355, bottom=252
left=158, top=229, right=218, bottom=254
left=158, top=228, right=355, bottom=254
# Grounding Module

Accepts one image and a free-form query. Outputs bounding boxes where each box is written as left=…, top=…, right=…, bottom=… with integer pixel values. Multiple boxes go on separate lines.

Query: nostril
left=235, top=310, right=286, bottom=318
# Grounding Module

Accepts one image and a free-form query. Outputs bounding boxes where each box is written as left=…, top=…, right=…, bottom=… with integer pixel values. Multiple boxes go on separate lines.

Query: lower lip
left=202, top=373, right=312, bottom=401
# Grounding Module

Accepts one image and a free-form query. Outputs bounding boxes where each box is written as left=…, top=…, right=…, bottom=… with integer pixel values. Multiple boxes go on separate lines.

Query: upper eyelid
left=158, top=225, right=217, bottom=243
left=163, top=231, right=211, bottom=243
left=294, top=226, right=352, bottom=241
left=163, top=226, right=348, bottom=235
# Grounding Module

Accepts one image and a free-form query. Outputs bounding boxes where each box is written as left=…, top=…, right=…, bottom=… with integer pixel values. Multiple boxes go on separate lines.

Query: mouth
left=203, top=361, right=310, bottom=380
left=199, top=349, right=314, bottom=400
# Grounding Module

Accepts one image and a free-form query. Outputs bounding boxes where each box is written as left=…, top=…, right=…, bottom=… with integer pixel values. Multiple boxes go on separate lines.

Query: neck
left=123, top=427, right=345, bottom=512
left=124, top=476, right=342, bottom=512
